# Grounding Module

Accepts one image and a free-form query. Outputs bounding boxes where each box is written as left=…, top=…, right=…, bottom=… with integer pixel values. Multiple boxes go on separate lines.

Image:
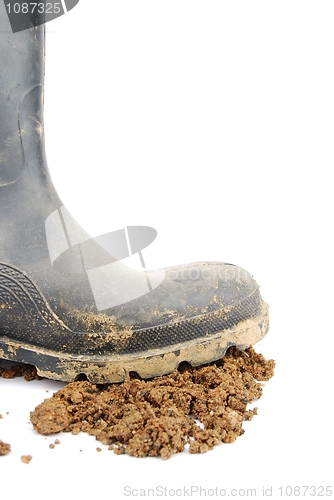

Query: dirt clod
left=20, top=455, right=32, bottom=464
left=0, top=440, right=11, bottom=456
left=0, top=364, right=42, bottom=381
left=30, top=346, right=275, bottom=459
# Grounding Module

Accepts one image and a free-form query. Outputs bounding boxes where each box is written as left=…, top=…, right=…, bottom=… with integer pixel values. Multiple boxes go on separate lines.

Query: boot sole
left=0, top=302, right=269, bottom=383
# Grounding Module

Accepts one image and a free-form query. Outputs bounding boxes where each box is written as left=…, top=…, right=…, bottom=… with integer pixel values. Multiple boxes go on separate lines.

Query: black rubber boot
left=0, top=6, right=269, bottom=383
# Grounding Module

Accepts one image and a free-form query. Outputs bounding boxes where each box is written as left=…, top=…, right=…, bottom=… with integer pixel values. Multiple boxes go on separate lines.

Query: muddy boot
left=0, top=6, right=269, bottom=383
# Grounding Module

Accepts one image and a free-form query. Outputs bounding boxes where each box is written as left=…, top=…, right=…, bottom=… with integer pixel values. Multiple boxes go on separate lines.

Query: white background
left=1, top=1, right=333, bottom=498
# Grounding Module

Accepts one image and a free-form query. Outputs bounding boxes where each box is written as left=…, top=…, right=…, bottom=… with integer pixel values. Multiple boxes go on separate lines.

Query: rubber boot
left=0, top=6, right=269, bottom=383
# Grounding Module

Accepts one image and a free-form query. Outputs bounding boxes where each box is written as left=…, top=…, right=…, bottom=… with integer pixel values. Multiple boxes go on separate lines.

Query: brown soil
left=0, top=440, right=11, bottom=456
left=0, top=364, right=42, bottom=381
left=30, top=346, right=275, bottom=460
left=20, top=455, right=32, bottom=464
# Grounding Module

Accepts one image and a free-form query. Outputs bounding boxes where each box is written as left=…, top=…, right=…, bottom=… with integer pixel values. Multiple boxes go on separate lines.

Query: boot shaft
left=0, top=5, right=61, bottom=270
left=0, top=2, right=45, bottom=187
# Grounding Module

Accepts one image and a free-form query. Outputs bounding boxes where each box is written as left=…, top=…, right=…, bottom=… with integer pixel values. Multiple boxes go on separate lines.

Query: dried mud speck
left=20, top=455, right=32, bottom=464
left=30, top=346, right=275, bottom=460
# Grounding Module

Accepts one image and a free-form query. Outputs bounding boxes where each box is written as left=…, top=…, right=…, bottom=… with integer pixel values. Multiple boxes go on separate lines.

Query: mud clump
left=0, top=364, right=42, bottom=381
left=20, top=455, right=32, bottom=464
left=0, top=440, right=11, bottom=456
left=30, top=347, right=275, bottom=460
